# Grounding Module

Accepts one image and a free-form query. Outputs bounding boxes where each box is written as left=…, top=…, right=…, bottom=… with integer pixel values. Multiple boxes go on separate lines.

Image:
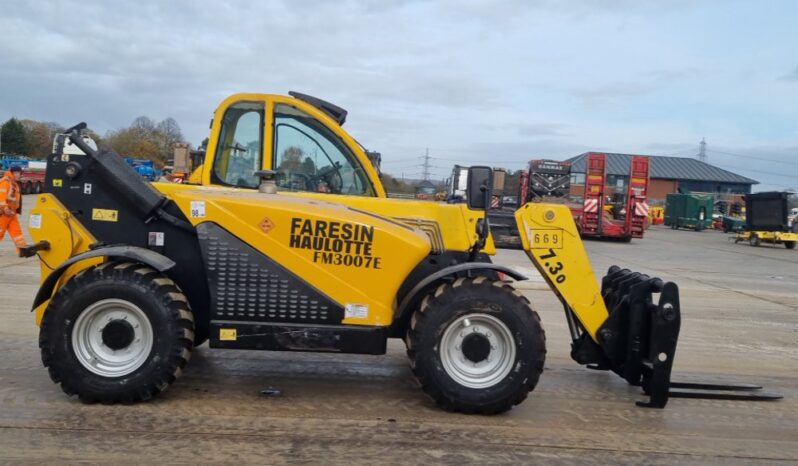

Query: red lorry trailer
left=19, top=163, right=46, bottom=194
left=572, top=152, right=650, bottom=241
left=0, top=159, right=46, bottom=194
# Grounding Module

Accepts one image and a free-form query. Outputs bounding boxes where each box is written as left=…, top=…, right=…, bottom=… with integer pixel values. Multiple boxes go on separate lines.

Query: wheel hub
left=461, top=333, right=491, bottom=363
left=101, top=319, right=135, bottom=350
left=72, top=298, right=154, bottom=378
left=439, top=313, right=517, bottom=389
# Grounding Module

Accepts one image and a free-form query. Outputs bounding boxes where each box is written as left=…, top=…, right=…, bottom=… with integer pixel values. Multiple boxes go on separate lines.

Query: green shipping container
left=664, top=193, right=715, bottom=231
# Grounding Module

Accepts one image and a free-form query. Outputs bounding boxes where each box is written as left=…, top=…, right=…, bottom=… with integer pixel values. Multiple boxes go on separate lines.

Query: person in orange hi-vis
left=0, top=166, right=42, bottom=257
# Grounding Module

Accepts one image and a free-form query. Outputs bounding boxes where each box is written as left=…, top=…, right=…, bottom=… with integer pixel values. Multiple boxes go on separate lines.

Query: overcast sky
left=1, top=0, right=796, bottom=190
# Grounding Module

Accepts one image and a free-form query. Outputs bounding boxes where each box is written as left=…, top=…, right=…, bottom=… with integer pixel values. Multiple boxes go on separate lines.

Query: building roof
left=566, top=152, right=758, bottom=185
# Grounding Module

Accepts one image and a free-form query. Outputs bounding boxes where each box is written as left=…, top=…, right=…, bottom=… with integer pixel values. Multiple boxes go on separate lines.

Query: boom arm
left=515, top=203, right=608, bottom=339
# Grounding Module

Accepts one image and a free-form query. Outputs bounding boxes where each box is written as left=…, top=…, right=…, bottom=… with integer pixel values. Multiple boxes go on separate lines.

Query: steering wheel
left=308, top=164, right=343, bottom=193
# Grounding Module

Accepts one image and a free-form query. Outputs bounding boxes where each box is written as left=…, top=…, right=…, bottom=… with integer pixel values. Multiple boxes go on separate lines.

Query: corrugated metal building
left=566, top=152, right=758, bottom=201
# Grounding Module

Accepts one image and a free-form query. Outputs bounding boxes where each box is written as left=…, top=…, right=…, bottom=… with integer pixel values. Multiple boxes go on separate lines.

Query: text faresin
left=290, top=218, right=382, bottom=269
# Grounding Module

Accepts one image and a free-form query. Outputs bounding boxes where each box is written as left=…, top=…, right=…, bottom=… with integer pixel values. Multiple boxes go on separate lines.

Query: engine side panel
left=167, top=189, right=432, bottom=327
left=197, top=222, right=343, bottom=324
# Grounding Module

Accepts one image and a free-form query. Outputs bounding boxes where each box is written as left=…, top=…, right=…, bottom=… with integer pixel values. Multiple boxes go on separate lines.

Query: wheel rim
left=439, top=313, right=516, bottom=389
left=72, top=298, right=154, bottom=377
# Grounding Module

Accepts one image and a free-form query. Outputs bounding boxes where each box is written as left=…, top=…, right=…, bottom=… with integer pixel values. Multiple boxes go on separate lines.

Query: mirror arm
left=468, top=182, right=491, bottom=261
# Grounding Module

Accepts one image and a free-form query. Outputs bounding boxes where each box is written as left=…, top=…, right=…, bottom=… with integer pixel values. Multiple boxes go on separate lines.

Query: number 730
left=539, top=249, right=566, bottom=283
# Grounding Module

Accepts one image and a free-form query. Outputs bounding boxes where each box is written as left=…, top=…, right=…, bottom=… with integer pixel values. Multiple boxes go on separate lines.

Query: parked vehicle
left=735, top=192, right=797, bottom=249
left=664, top=193, right=714, bottom=231
left=520, top=159, right=571, bottom=203
left=573, top=153, right=650, bottom=241
left=124, top=157, right=159, bottom=181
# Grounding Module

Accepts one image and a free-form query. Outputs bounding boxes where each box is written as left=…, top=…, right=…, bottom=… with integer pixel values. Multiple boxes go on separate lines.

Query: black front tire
left=39, top=262, right=194, bottom=403
left=785, top=241, right=796, bottom=250
left=750, top=235, right=761, bottom=247
left=406, top=277, right=546, bottom=414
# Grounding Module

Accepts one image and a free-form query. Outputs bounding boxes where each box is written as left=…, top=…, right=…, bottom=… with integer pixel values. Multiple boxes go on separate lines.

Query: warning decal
left=91, top=208, right=119, bottom=222
left=219, top=328, right=237, bottom=341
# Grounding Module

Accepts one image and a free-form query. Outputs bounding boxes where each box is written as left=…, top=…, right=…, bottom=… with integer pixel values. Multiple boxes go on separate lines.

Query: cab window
left=273, top=104, right=373, bottom=196
left=212, top=101, right=263, bottom=188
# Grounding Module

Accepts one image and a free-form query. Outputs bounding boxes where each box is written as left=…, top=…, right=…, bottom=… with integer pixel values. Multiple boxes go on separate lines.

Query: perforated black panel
left=197, top=223, right=343, bottom=324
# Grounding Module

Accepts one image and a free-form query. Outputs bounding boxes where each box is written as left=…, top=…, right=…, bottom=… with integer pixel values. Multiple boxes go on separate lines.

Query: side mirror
left=466, top=166, right=493, bottom=210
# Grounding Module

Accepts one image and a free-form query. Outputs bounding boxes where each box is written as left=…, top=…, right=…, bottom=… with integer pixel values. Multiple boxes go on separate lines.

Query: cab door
left=203, top=96, right=271, bottom=189
left=268, top=99, right=379, bottom=197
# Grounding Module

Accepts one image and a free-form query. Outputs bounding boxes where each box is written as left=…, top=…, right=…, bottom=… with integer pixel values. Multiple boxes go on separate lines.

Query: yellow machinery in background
left=733, top=192, right=797, bottom=250
left=735, top=230, right=797, bottom=249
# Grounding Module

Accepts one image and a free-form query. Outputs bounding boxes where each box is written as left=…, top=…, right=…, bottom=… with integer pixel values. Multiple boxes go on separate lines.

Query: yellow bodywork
left=515, top=203, right=609, bottom=338
left=30, top=187, right=433, bottom=328
left=154, top=182, right=495, bottom=255
left=168, top=188, right=431, bottom=326
left=28, top=194, right=99, bottom=325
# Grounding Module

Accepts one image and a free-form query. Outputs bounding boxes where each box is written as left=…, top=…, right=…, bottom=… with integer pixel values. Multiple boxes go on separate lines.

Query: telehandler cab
left=28, top=93, right=779, bottom=413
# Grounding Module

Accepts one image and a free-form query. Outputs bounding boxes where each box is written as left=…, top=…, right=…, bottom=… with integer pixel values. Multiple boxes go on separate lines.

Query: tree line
left=0, top=116, right=186, bottom=166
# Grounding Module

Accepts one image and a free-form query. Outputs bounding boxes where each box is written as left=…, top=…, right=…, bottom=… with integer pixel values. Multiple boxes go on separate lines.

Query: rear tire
left=406, top=277, right=546, bottom=414
left=785, top=241, right=796, bottom=250
left=39, top=262, right=194, bottom=403
left=23, top=181, right=32, bottom=195
left=34, top=181, right=42, bottom=194
left=750, top=234, right=761, bottom=247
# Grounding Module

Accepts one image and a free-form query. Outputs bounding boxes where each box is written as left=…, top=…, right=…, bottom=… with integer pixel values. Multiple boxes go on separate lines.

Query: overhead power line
left=647, top=149, right=696, bottom=157
left=707, top=149, right=798, bottom=167
left=711, top=163, right=797, bottom=180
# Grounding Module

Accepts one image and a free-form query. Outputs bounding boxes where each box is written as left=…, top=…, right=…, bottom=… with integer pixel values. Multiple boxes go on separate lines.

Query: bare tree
left=156, top=117, right=184, bottom=162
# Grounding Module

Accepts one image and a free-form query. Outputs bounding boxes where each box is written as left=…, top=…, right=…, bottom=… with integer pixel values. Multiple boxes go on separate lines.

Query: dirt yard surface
left=1, top=199, right=796, bottom=464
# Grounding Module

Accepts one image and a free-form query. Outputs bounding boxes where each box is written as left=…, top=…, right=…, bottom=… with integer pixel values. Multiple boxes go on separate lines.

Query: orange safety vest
left=0, top=171, right=21, bottom=212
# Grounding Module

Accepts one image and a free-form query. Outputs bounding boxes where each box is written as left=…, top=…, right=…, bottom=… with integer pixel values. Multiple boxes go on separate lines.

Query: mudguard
left=395, top=262, right=527, bottom=320
left=31, top=246, right=176, bottom=311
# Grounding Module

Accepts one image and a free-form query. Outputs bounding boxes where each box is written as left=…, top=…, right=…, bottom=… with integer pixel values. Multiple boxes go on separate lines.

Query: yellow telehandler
left=25, top=92, right=778, bottom=413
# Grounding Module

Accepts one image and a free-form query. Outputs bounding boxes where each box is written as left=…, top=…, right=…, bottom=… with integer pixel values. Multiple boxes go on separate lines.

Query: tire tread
left=39, top=262, right=194, bottom=404
left=406, top=277, right=545, bottom=414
